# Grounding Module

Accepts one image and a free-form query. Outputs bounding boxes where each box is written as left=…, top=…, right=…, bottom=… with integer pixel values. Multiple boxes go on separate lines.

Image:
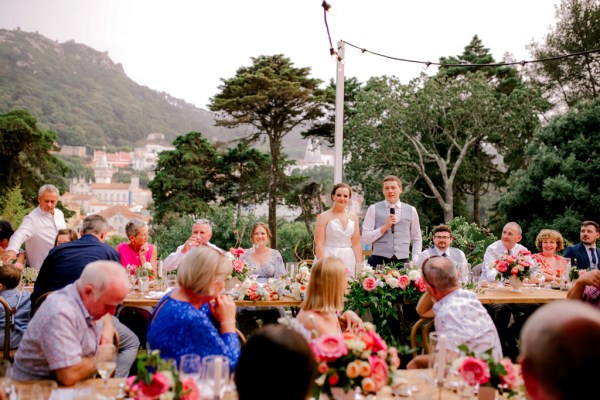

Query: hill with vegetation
left=0, top=28, right=307, bottom=156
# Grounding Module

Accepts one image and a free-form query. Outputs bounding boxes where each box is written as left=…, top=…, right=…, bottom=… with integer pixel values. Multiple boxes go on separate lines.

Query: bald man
left=520, top=300, right=600, bottom=400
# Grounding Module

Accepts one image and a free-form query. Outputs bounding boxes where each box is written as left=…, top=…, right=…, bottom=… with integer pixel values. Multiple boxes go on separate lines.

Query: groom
left=362, top=175, right=422, bottom=268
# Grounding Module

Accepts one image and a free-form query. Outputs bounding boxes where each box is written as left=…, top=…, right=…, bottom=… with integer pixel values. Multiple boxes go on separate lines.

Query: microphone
left=390, top=207, right=395, bottom=234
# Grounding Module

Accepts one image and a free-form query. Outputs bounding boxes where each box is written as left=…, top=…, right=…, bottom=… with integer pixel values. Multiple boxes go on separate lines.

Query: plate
left=144, top=292, right=166, bottom=299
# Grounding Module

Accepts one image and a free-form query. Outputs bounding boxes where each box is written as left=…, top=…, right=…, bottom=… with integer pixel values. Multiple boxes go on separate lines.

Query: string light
left=323, top=1, right=343, bottom=62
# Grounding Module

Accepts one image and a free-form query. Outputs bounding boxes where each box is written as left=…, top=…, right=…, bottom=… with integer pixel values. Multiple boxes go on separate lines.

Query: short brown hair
left=301, top=257, right=346, bottom=312
left=535, top=229, right=566, bottom=252
left=433, top=225, right=452, bottom=237
left=582, top=221, right=600, bottom=232
left=383, top=175, right=402, bottom=187
left=54, top=228, right=79, bottom=246
left=0, top=265, right=21, bottom=290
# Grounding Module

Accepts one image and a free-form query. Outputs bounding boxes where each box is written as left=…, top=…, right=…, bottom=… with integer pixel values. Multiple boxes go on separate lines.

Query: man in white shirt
left=362, top=175, right=422, bottom=267
left=481, top=222, right=532, bottom=282
left=417, top=225, right=467, bottom=267
left=163, top=218, right=218, bottom=271
left=1, top=184, right=66, bottom=269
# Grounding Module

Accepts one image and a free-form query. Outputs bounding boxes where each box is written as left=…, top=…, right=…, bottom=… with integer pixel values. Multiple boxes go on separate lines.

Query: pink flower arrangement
left=456, top=344, right=520, bottom=397
left=126, top=350, right=200, bottom=400
left=493, top=249, right=532, bottom=282
left=227, top=247, right=249, bottom=281
left=311, top=323, right=402, bottom=398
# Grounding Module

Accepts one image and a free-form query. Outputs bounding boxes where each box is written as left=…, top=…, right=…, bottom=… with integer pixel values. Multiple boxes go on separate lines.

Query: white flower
left=408, top=269, right=421, bottom=280
left=385, top=276, right=399, bottom=288
left=225, top=252, right=235, bottom=261
left=315, top=374, right=326, bottom=386
left=241, top=279, right=253, bottom=290
left=299, top=266, right=309, bottom=274
left=362, top=265, right=374, bottom=274
left=143, top=262, right=153, bottom=270
left=346, top=339, right=367, bottom=353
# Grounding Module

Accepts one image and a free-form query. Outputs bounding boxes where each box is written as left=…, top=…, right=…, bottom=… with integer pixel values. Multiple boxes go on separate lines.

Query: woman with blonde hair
left=296, top=256, right=363, bottom=337
left=314, top=183, right=362, bottom=277
left=146, top=246, right=241, bottom=368
left=532, top=229, right=567, bottom=282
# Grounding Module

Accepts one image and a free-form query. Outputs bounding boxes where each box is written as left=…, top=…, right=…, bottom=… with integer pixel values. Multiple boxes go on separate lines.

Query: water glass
left=0, top=360, right=12, bottom=397
left=179, top=353, right=201, bottom=382
left=428, top=332, right=451, bottom=387
left=285, top=262, right=297, bottom=279
left=166, top=271, right=178, bottom=291
left=138, top=268, right=150, bottom=294
left=200, top=355, right=230, bottom=400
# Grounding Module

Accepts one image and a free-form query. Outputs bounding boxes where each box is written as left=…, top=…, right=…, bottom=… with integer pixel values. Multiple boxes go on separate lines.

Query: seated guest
left=31, top=214, right=139, bottom=378
left=520, top=300, right=600, bottom=400
left=147, top=246, right=241, bottom=368
left=117, top=219, right=157, bottom=274
left=408, top=256, right=502, bottom=369
left=563, top=220, right=600, bottom=270
left=417, top=225, right=467, bottom=267
left=237, top=222, right=285, bottom=335
left=13, top=261, right=129, bottom=386
left=0, top=220, right=26, bottom=265
left=531, top=229, right=566, bottom=283
left=0, top=264, right=31, bottom=348
left=54, top=228, right=79, bottom=247
left=567, top=269, right=600, bottom=308
left=481, top=222, right=532, bottom=282
left=163, top=218, right=216, bottom=271
left=296, top=256, right=364, bottom=338
left=235, top=324, right=316, bottom=400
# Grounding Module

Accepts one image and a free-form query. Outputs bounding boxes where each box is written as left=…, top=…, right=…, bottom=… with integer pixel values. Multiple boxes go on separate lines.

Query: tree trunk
left=268, top=135, right=281, bottom=249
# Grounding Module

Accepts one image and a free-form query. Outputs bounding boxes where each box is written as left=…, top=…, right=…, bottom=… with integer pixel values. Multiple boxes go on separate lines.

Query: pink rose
left=232, top=259, right=245, bottom=272
left=459, top=357, right=490, bottom=386
left=311, top=334, right=348, bottom=362
left=13, top=262, right=23, bottom=270
left=368, top=330, right=388, bottom=354
left=362, top=277, right=377, bottom=292
left=505, top=255, right=516, bottom=264
left=511, top=267, right=519, bottom=275
left=181, top=377, right=201, bottom=400
left=519, top=261, right=531, bottom=268
left=496, top=261, right=508, bottom=273
left=369, top=356, right=389, bottom=392
left=317, top=362, right=329, bottom=374
left=229, top=247, right=245, bottom=257
left=139, top=371, right=171, bottom=398
left=414, top=277, right=426, bottom=292
left=518, top=250, right=531, bottom=256
left=500, top=358, right=519, bottom=389
left=398, top=275, right=410, bottom=289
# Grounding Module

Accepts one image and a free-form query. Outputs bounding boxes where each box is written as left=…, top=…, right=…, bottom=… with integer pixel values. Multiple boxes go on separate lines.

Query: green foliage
left=277, top=222, right=314, bottom=262
left=149, top=132, right=221, bottom=222
left=422, top=217, right=498, bottom=266
left=105, top=235, right=127, bottom=249
left=0, top=29, right=241, bottom=149
left=1, top=183, right=29, bottom=228
left=495, top=97, right=600, bottom=248
left=0, top=109, right=68, bottom=206
left=209, top=54, right=325, bottom=248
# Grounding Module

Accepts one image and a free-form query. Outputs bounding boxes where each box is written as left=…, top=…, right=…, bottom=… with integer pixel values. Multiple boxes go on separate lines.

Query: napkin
left=145, top=291, right=167, bottom=299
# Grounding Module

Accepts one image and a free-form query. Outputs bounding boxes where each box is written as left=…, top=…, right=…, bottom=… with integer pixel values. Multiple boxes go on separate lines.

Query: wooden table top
left=122, top=285, right=567, bottom=309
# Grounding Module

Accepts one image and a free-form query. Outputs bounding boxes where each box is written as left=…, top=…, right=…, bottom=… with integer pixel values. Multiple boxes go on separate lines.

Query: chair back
left=32, top=291, right=55, bottom=316
left=410, top=317, right=435, bottom=358
left=0, top=296, right=10, bottom=360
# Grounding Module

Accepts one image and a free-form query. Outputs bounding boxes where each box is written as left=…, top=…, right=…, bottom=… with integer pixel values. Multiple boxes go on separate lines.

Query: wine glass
left=138, top=268, right=150, bottom=294
left=200, top=355, right=230, bottom=400
left=166, top=271, right=177, bottom=291
left=249, top=267, right=259, bottom=282
left=0, top=360, right=12, bottom=398
left=95, top=344, right=117, bottom=399
left=127, top=265, right=137, bottom=289
left=179, top=353, right=201, bottom=382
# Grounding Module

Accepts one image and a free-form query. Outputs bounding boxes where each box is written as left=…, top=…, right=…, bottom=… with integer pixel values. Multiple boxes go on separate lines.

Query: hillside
left=0, top=29, right=307, bottom=157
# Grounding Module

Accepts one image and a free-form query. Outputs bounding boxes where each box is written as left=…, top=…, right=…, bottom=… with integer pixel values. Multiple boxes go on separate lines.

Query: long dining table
left=121, top=285, right=567, bottom=309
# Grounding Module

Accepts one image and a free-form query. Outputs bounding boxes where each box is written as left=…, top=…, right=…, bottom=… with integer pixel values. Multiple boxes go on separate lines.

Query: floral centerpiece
left=345, top=263, right=426, bottom=342
left=455, top=344, right=520, bottom=398
left=127, top=262, right=156, bottom=281
left=126, top=350, right=200, bottom=400
left=227, top=247, right=249, bottom=281
left=230, top=279, right=281, bottom=301
left=311, top=322, right=403, bottom=399
left=492, top=250, right=533, bottom=285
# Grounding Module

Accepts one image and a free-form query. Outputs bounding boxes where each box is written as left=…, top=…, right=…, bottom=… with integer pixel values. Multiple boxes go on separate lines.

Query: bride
left=314, top=183, right=362, bottom=277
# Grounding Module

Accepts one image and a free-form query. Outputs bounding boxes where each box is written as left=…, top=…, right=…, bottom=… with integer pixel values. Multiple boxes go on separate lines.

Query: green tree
left=1, top=183, right=28, bottom=228
left=495, top=96, right=600, bottom=248
left=218, top=142, right=270, bottom=220
left=148, top=132, right=221, bottom=222
left=345, top=73, right=516, bottom=222
left=209, top=54, right=324, bottom=248
left=528, top=0, right=600, bottom=108
left=0, top=109, right=68, bottom=205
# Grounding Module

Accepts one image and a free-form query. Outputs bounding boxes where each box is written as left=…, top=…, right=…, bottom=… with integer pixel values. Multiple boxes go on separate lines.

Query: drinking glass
left=428, top=332, right=451, bottom=392
left=166, top=271, right=177, bottom=291
left=95, top=344, right=117, bottom=399
left=179, top=353, right=201, bottom=382
left=537, top=272, right=546, bottom=289
left=285, top=262, right=297, bottom=280
left=249, top=267, right=259, bottom=282
left=127, top=265, right=137, bottom=289
left=200, top=355, right=230, bottom=400
left=138, top=268, right=150, bottom=294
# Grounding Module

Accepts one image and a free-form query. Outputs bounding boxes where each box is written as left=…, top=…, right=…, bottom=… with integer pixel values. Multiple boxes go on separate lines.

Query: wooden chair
left=410, top=317, right=435, bottom=358
left=236, top=328, right=247, bottom=346
left=297, top=260, right=313, bottom=269
left=32, top=291, right=55, bottom=316
left=0, top=296, right=11, bottom=360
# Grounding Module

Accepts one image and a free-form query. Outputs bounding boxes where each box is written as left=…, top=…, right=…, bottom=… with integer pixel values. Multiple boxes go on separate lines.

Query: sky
left=0, top=0, right=560, bottom=110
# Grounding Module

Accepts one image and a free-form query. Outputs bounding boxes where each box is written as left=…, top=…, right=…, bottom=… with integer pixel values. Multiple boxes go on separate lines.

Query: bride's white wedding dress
left=322, top=218, right=356, bottom=277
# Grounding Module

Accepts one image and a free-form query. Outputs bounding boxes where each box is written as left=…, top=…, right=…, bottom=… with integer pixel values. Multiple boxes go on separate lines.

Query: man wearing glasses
left=417, top=225, right=467, bottom=267
left=163, top=218, right=219, bottom=271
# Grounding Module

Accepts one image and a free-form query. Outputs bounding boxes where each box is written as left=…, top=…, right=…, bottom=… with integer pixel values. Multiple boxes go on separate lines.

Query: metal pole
left=334, top=40, right=345, bottom=184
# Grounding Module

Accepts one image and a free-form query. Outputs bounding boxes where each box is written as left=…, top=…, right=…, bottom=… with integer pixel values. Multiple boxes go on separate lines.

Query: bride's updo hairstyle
left=330, top=183, right=352, bottom=201
left=301, top=256, right=346, bottom=312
